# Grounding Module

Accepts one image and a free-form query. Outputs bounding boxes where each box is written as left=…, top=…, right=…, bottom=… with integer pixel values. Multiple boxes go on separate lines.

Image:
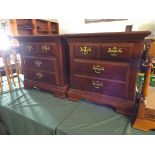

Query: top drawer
left=22, top=43, right=37, bottom=56
left=37, top=43, right=56, bottom=57
left=72, top=43, right=134, bottom=61
left=73, top=44, right=99, bottom=59
left=99, top=43, right=134, bottom=61
left=22, top=43, right=56, bottom=57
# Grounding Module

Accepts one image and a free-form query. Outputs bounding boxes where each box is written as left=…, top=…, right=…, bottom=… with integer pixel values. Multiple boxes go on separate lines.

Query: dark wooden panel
left=74, top=59, right=130, bottom=81
left=22, top=43, right=37, bottom=56
left=99, top=43, right=134, bottom=61
left=24, top=69, right=56, bottom=85
left=72, top=75, right=127, bottom=98
left=23, top=57, right=56, bottom=72
left=73, top=43, right=99, bottom=59
left=37, top=43, right=56, bottom=57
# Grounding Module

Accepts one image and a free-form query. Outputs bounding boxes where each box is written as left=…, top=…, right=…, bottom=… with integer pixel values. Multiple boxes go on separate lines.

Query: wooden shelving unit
left=10, top=19, right=59, bottom=36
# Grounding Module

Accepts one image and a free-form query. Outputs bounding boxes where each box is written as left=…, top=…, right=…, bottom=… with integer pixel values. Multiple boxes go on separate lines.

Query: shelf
left=10, top=19, right=59, bottom=36
left=18, top=27, right=33, bottom=30
left=51, top=31, right=57, bottom=33
left=37, top=29, right=48, bottom=33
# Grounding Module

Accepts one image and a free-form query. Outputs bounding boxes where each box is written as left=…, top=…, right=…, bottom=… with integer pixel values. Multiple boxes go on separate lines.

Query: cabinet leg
left=24, top=80, right=33, bottom=90
left=116, top=106, right=135, bottom=116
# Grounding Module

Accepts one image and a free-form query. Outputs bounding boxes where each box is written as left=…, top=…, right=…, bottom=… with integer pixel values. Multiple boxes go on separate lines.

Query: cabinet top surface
left=63, top=31, right=151, bottom=37
left=15, top=31, right=151, bottom=42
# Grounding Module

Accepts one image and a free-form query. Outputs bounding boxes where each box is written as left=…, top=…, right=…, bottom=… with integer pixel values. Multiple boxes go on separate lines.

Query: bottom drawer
left=24, top=69, right=56, bottom=85
left=72, top=76, right=127, bottom=98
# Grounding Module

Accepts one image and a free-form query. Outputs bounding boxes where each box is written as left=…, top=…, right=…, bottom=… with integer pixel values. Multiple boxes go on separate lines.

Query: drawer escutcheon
left=26, top=45, right=33, bottom=51
left=42, top=45, right=50, bottom=52
left=108, top=47, right=122, bottom=56
left=80, top=46, right=91, bottom=55
left=35, top=60, right=42, bottom=67
left=36, top=72, right=43, bottom=79
left=92, top=65, right=104, bottom=74
left=92, top=80, right=103, bottom=89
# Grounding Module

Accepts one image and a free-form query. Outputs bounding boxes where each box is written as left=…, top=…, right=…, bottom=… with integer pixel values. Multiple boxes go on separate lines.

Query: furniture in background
left=125, top=25, right=133, bottom=32
left=16, top=35, right=69, bottom=98
left=0, top=48, right=21, bottom=93
left=65, top=31, right=150, bottom=115
left=138, top=39, right=153, bottom=73
left=10, top=19, right=59, bottom=36
left=132, top=40, right=155, bottom=131
left=11, top=39, right=21, bottom=88
left=0, top=50, right=15, bottom=92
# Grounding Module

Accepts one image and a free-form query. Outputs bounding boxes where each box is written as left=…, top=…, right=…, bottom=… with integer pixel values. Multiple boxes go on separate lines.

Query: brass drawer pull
left=80, top=46, right=91, bottom=55
left=92, top=81, right=103, bottom=89
left=108, top=47, right=122, bottom=56
left=42, top=45, right=50, bottom=52
left=36, top=72, right=43, bottom=79
left=92, top=65, right=104, bottom=74
left=35, top=60, right=42, bottom=67
left=26, top=45, right=33, bottom=51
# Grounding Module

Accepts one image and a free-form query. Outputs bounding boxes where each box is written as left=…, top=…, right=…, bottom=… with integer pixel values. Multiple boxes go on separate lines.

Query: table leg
left=7, top=58, right=16, bottom=86
left=3, top=58, right=12, bottom=91
left=12, top=50, right=21, bottom=88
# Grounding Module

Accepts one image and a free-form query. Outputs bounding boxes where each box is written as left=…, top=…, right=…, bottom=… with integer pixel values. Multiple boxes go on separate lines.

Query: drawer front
left=22, top=43, right=37, bottom=56
left=72, top=76, right=127, bottom=98
left=99, top=43, right=133, bottom=61
left=73, top=44, right=99, bottom=59
left=25, top=70, right=56, bottom=85
left=37, top=43, right=56, bottom=57
left=24, top=58, right=56, bottom=72
left=74, top=60, right=129, bottom=81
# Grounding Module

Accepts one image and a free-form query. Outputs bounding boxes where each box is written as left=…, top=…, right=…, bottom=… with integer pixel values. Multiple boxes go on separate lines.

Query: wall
left=58, top=19, right=155, bottom=36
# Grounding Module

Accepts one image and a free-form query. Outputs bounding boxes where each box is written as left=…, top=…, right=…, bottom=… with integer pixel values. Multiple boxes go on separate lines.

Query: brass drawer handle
left=92, top=65, right=104, bottom=74
left=92, top=81, right=103, bottom=89
left=80, top=46, right=91, bottom=55
left=36, top=72, right=43, bottom=79
left=108, top=47, right=122, bottom=56
left=26, top=45, right=33, bottom=51
left=35, top=60, right=42, bottom=67
left=42, top=45, right=50, bottom=52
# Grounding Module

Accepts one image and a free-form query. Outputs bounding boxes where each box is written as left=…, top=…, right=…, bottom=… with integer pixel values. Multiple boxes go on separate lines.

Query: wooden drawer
left=99, top=43, right=134, bottom=61
left=24, top=69, right=56, bottom=85
left=72, top=43, right=134, bottom=61
left=22, top=43, right=56, bottom=57
left=37, top=43, right=56, bottom=57
left=23, top=57, right=56, bottom=72
left=72, top=75, right=127, bottom=98
left=73, top=44, right=99, bottom=59
left=22, top=43, right=37, bottom=56
left=74, top=59, right=130, bottom=81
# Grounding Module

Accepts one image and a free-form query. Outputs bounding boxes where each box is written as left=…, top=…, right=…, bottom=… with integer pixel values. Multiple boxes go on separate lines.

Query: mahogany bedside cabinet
left=16, top=35, right=69, bottom=98
left=65, top=31, right=150, bottom=115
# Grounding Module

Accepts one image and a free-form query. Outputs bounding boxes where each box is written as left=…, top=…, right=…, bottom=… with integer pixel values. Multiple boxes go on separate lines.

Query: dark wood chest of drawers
left=17, top=35, right=69, bottom=98
left=65, top=31, right=150, bottom=115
